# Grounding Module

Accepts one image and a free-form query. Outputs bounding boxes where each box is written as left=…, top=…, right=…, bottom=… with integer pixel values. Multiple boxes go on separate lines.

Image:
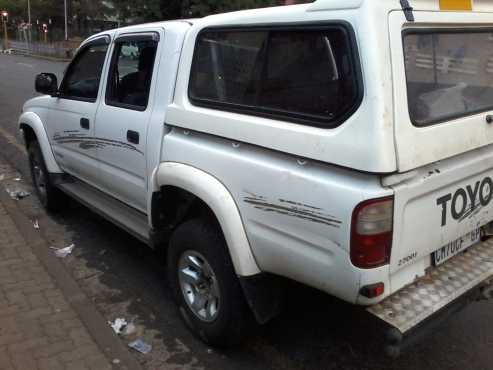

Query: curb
left=0, top=185, right=144, bottom=370
left=23, top=53, right=71, bottom=62
left=1, top=51, right=71, bottom=62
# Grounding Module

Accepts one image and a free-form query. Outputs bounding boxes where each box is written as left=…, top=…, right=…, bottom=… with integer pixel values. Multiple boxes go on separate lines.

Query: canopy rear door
left=390, top=10, right=493, bottom=172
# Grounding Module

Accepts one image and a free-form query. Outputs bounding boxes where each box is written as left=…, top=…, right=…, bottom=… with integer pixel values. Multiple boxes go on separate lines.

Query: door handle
left=80, top=118, right=90, bottom=130
left=127, top=130, right=139, bottom=145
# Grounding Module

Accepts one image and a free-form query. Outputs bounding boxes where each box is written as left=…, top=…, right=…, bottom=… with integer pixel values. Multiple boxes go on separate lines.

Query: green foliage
left=70, top=0, right=113, bottom=22
left=0, top=0, right=111, bottom=24
left=111, top=0, right=181, bottom=23
left=0, top=0, right=283, bottom=26
left=111, top=0, right=279, bottom=23
left=0, top=0, right=29, bottom=21
left=186, top=0, right=278, bottom=17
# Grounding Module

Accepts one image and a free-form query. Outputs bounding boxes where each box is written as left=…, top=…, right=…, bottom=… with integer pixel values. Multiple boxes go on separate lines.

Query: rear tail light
left=351, top=197, right=393, bottom=269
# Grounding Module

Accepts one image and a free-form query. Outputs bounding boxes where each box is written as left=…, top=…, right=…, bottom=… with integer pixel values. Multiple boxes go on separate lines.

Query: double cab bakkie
left=18, top=0, right=493, bottom=355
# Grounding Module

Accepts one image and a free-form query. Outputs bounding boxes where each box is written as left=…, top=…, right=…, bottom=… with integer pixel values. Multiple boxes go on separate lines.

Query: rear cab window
left=106, top=35, right=159, bottom=111
left=189, top=24, right=363, bottom=128
left=403, top=29, right=493, bottom=126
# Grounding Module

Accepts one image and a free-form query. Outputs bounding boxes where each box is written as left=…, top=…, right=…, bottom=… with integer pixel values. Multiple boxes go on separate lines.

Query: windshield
left=403, top=29, right=493, bottom=126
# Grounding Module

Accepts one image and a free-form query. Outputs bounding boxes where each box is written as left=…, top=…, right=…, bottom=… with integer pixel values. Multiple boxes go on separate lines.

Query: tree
left=0, top=0, right=308, bottom=36
left=111, top=0, right=159, bottom=24
left=110, top=0, right=180, bottom=23
left=70, top=0, right=113, bottom=21
left=0, top=0, right=113, bottom=25
left=110, top=0, right=279, bottom=23
left=185, top=0, right=278, bottom=18
left=0, top=0, right=29, bottom=22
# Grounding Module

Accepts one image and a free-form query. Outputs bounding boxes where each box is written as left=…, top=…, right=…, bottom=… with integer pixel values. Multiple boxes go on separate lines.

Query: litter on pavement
left=128, top=339, right=152, bottom=354
left=50, top=244, right=75, bottom=258
left=6, top=188, right=30, bottom=200
left=13, top=177, right=21, bottom=181
left=108, top=318, right=137, bottom=336
left=124, top=322, right=136, bottom=336
left=33, top=220, right=39, bottom=229
left=109, top=318, right=128, bottom=335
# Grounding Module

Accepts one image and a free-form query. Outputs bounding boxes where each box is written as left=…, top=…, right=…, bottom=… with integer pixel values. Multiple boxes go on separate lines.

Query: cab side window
left=189, top=26, right=361, bottom=128
left=60, top=42, right=109, bottom=101
left=106, top=38, right=158, bottom=111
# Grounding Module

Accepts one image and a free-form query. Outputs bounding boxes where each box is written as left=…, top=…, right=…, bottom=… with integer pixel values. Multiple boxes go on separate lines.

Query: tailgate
left=373, top=146, right=493, bottom=338
left=387, top=145, right=493, bottom=289
left=389, top=10, right=493, bottom=172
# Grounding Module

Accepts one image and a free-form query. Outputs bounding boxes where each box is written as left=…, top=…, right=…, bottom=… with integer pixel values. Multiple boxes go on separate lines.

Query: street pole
left=27, top=0, right=31, bottom=25
left=64, top=0, right=68, bottom=41
left=1, top=12, right=8, bottom=51
left=27, top=0, right=31, bottom=44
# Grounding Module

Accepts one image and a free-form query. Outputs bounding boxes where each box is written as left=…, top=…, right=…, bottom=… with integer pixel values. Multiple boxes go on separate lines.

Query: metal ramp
left=368, top=238, right=493, bottom=333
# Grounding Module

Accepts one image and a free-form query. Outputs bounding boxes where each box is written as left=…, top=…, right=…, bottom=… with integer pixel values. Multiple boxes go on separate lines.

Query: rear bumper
left=367, top=238, right=493, bottom=338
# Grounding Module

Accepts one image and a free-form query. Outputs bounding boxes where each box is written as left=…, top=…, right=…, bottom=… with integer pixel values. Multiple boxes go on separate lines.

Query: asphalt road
left=1, top=53, right=493, bottom=370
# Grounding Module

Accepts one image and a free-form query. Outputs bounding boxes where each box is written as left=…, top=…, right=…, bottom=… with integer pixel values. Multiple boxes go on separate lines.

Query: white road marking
left=16, top=62, right=34, bottom=68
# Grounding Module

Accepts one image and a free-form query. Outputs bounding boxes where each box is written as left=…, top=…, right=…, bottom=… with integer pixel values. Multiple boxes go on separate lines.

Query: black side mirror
left=35, top=73, right=58, bottom=96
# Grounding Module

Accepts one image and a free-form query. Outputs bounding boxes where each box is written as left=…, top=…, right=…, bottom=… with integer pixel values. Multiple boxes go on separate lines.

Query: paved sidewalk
left=0, top=201, right=113, bottom=370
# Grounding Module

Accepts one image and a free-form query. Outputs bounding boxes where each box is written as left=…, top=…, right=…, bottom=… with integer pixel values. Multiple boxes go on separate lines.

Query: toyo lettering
left=436, top=176, right=493, bottom=226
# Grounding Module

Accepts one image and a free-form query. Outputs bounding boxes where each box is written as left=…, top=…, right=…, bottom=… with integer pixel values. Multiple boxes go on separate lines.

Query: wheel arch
left=19, top=112, right=62, bottom=173
left=151, top=162, right=261, bottom=277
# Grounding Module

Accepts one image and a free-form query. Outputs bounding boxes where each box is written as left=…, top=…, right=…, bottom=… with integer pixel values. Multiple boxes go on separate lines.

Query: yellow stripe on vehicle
left=439, top=0, right=473, bottom=10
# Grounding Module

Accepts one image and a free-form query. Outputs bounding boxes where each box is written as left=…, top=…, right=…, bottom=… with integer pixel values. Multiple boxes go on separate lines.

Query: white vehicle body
left=18, top=0, right=493, bottom=353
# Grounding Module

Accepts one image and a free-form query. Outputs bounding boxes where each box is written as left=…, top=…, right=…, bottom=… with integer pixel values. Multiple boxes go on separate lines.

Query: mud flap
left=239, top=273, right=285, bottom=324
left=367, top=239, right=493, bottom=354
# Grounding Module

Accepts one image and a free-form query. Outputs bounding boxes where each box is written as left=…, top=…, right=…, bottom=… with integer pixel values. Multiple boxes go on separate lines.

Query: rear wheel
left=167, top=218, right=251, bottom=347
left=28, top=140, right=63, bottom=212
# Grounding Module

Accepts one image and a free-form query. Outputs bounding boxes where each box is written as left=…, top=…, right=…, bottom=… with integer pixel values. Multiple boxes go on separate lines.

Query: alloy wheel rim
left=178, top=250, right=220, bottom=322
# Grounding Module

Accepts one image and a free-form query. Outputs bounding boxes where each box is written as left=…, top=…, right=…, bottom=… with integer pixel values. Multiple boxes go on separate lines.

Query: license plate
left=433, top=228, right=481, bottom=266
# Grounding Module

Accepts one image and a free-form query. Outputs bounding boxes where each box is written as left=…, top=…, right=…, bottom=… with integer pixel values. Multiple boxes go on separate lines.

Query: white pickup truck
left=18, top=0, right=493, bottom=355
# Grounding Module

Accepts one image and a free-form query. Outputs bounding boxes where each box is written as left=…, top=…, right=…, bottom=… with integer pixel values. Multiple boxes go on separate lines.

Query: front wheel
left=28, top=140, right=64, bottom=212
left=167, top=218, right=252, bottom=347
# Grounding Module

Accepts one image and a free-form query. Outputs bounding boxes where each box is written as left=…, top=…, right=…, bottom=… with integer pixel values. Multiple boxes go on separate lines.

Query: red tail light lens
left=351, top=197, right=393, bottom=269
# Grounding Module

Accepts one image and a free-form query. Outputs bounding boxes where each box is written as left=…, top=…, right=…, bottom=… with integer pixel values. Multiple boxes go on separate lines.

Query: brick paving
left=0, top=202, right=112, bottom=370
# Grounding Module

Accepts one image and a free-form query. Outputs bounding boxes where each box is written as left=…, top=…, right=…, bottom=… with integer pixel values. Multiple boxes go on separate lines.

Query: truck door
left=93, top=30, right=161, bottom=213
left=47, top=36, right=110, bottom=186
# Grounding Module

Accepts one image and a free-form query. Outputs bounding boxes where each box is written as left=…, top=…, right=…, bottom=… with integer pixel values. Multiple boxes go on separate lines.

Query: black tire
left=167, top=218, right=251, bottom=347
left=28, top=140, right=64, bottom=212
